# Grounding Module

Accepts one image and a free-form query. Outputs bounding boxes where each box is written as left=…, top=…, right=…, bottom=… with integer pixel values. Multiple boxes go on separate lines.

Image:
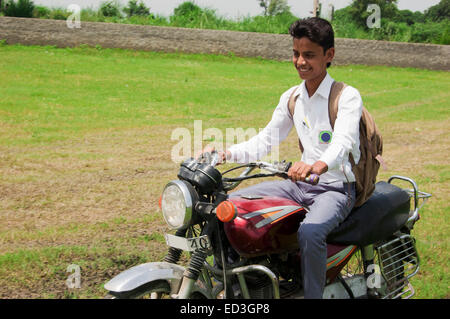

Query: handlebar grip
left=305, top=174, right=320, bottom=185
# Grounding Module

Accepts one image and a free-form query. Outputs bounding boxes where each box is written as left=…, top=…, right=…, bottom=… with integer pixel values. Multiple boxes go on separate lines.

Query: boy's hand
left=196, top=146, right=230, bottom=165
left=288, top=160, right=328, bottom=182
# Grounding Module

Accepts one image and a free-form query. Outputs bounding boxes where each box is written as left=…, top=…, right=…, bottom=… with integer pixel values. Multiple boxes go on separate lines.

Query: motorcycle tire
left=105, top=280, right=171, bottom=299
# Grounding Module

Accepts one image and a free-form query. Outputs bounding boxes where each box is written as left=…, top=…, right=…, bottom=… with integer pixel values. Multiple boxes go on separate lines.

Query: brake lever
left=275, top=160, right=291, bottom=178
left=210, top=151, right=219, bottom=167
left=284, top=161, right=292, bottom=173
left=258, top=161, right=291, bottom=178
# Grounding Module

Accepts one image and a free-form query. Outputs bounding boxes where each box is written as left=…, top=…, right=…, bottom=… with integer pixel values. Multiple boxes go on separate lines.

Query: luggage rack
left=377, top=234, right=419, bottom=299
left=387, top=175, right=432, bottom=229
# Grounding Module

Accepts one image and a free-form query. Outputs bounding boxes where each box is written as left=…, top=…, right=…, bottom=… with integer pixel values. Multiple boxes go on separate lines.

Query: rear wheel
left=335, top=249, right=368, bottom=298
left=340, top=249, right=364, bottom=278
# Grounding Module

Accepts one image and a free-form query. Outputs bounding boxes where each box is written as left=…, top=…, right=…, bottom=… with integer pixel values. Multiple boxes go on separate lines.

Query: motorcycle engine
left=244, top=272, right=274, bottom=299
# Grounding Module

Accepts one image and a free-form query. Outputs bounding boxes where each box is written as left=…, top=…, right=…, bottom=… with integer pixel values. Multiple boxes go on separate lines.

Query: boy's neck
left=305, top=71, right=327, bottom=98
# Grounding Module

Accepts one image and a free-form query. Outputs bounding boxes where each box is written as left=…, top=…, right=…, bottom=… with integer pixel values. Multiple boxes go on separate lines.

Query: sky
left=32, top=0, right=442, bottom=19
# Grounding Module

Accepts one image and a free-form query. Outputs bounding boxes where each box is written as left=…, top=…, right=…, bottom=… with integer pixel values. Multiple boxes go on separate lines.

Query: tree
left=313, top=0, right=319, bottom=17
left=259, top=0, right=268, bottom=16
left=124, top=0, right=150, bottom=17
left=395, top=9, right=425, bottom=25
left=4, top=0, right=35, bottom=17
left=99, top=1, right=121, bottom=17
left=170, top=1, right=220, bottom=27
left=258, top=0, right=290, bottom=16
left=424, top=0, right=450, bottom=22
left=173, top=1, right=202, bottom=17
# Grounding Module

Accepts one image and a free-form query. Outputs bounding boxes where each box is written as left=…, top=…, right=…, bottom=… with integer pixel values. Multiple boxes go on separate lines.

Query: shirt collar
left=293, top=72, right=335, bottom=100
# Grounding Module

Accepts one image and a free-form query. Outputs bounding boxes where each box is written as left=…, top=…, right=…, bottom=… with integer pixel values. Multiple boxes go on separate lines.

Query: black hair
left=289, top=17, right=335, bottom=68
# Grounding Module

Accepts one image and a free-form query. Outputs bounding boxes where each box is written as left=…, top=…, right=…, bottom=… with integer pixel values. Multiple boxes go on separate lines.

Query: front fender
left=104, top=262, right=185, bottom=294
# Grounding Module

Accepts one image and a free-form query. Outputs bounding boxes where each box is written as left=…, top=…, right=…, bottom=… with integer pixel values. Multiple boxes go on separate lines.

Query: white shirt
left=228, top=72, right=363, bottom=183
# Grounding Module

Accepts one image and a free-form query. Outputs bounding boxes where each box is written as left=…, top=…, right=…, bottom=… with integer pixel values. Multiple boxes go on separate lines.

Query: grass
left=0, top=43, right=449, bottom=298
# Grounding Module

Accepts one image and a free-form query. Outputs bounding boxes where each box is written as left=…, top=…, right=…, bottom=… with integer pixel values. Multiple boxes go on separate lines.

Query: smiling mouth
left=298, top=66, right=311, bottom=72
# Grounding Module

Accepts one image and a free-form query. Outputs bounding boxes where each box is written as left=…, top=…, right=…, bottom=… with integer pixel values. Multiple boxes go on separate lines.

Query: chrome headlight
left=161, top=180, right=194, bottom=229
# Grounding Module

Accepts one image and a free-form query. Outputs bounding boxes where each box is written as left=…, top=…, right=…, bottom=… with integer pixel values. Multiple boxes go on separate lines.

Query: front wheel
left=105, top=280, right=171, bottom=299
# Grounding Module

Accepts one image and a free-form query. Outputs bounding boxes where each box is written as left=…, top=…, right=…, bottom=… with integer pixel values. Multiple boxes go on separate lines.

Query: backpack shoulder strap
left=287, top=86, right=304, bottom=153
left=328, top=81, right=347, bottom=129
left=288, top=86, right=299, bottom=118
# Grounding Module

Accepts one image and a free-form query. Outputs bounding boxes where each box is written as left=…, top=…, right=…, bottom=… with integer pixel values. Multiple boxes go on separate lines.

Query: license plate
left=164, top=233, right=211, bottom=252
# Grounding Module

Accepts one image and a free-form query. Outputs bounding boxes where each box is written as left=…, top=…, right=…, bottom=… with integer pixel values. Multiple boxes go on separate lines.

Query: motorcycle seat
left=327, top=181, right=411, bottom=246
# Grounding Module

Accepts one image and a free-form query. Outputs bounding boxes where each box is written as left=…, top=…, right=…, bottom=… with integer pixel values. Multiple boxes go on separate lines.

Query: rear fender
left=104, top=262, right=185, bottom=295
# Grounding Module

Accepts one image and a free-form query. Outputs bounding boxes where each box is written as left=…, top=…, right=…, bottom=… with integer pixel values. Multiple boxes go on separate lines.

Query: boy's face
left=292, top=37, right=334, bottom=82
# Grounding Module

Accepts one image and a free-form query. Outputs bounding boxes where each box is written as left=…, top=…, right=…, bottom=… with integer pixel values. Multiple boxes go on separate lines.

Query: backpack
left=288, top=81, right=384, bottom=207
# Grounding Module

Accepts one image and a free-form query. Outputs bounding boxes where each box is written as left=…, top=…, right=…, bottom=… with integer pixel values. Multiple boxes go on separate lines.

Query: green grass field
left=0, top=43, right=448, bottom=298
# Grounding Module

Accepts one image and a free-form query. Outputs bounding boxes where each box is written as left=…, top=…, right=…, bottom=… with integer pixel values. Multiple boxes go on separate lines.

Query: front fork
left=173, top=248, right=209, bottom=299
left=163, top=227, right=212, bottom=299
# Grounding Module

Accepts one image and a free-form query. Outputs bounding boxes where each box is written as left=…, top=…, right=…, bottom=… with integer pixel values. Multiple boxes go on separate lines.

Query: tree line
left=0, top=0, right=448, bottom=45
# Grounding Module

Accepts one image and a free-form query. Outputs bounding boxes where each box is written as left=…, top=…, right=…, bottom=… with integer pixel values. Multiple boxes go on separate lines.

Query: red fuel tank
left=225, top=196, right=307, bottom=258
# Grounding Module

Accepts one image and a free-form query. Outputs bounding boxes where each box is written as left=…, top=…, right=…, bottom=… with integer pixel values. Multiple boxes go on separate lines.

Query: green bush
left=170, top=1, right=224, bottom=29
left=99, top=1, right=121, bottom=17
left=126, top=14, right=169, bottom=26
left=410, top=20, right=450, bottom=44
left=4, top=0, right=35, bottom=18
left=370, top=20, right=410, bottom=42
left=332, top=0, right=450, bottom=45
left=124, top=0, right=151, bottom=17
left=393, top=9, right=427, bottom=26
left=172, top=1, right=202, bottom=18
left=232, top=11, right=298, bottom=34
left=49, top=8, right=70, bottom=20
left=32, top=5, right=50, bottom=18
left=332, top=7, right=371, bottom=40
left=80, top=8, right=101, bottom=22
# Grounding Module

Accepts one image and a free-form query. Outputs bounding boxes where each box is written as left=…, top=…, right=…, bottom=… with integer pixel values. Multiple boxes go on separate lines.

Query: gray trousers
left=230, top=179, right=356, bottom=299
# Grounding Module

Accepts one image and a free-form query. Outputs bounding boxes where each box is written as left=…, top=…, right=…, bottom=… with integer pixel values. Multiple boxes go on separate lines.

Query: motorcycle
left=104, top=152, right=431, bottom=299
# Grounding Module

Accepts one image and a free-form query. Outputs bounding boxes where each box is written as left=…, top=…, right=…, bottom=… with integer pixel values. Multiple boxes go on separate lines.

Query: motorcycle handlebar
left=222, top=160, right=320, bottom=191
left=196, top=152, right=320, bottom=188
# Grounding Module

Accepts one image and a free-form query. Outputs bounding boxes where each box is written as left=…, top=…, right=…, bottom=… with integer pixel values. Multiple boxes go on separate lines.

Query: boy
left=215, top=17, right=363, bottom=298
